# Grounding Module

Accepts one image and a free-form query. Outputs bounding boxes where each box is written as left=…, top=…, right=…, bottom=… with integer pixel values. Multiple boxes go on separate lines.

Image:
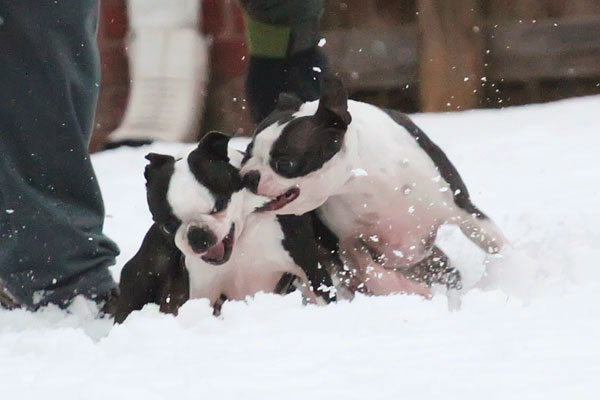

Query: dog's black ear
left=144, top=153, right=175, bottom=182
left=198, top=131, right=230, bottom=161
left=145, top=153, right=175, bottom=166
left=276, top=92, right=303, bottom=112
left=316, top=73, right=352, bottom=127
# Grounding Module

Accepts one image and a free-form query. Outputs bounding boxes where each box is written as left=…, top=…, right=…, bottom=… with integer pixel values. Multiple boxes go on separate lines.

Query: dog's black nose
left=187, top=226, right=217, bottom=254
left=243, top=170, right=261, bottom=194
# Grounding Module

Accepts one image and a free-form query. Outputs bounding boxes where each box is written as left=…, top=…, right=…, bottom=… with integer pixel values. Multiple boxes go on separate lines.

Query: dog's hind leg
left=401, top=246, right=462, bottom=291
left=340, top=237, right=432, bottom=297
left=458, top=212, right=507, bottom=255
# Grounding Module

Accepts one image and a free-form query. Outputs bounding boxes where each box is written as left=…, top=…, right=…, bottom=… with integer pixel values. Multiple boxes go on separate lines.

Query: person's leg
left=241, top=0, right=328, bottom=123
left=0, top=0, right=119, bottom=309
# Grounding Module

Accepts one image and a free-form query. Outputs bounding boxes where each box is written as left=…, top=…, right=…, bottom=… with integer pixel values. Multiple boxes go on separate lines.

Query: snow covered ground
left=2, top=96, right=600, bottom=399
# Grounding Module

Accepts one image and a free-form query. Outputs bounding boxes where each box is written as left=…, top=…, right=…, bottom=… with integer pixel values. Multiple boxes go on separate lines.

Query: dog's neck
left=329, top=123, right=365, bottom=196
left=229, top=189, right=270, bottom=238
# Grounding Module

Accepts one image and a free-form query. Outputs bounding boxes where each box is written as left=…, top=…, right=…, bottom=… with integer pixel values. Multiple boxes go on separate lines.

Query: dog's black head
left=240, top=74, right=352, bottom=214
left=144, top=132, right=244, bottom=264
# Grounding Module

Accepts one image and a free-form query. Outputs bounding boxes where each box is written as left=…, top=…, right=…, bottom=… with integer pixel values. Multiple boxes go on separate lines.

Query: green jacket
left=239, top=0, right=324, bottom=57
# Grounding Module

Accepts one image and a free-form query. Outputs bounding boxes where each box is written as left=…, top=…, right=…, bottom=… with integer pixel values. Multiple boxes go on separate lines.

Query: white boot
left=108, top=0, right=209, bottom=145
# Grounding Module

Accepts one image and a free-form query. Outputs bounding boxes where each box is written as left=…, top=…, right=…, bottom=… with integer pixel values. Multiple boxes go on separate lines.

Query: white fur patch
left=167, top=158, right=214, bottom=220
left=185, top=213, right=306, bottom=305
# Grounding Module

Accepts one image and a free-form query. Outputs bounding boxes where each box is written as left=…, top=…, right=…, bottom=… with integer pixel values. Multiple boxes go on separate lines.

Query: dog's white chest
left=185, top=215, right=301, bottom=305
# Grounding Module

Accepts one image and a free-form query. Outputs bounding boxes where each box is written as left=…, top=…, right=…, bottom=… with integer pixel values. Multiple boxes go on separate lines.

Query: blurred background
left=91, top=0, right=600, bottom=152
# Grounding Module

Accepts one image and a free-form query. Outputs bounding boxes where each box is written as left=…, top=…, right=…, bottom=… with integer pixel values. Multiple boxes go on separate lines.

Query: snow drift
left=1, top=96, right=599, bottom=399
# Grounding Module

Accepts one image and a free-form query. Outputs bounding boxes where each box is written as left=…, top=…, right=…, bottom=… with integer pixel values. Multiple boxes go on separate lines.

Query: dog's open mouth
left=255, top=187, right=300, bottom=212
left=201, top=224, right=234, bottom=265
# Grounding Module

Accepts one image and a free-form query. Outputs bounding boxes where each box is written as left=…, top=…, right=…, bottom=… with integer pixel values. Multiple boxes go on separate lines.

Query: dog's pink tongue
left=204, top=241, right=225, bottom=261
left=266, top=196, right=289, bottom=211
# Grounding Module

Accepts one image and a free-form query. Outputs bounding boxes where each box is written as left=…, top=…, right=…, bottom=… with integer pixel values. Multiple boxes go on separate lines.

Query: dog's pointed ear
left=145, top=153, right=175, bottom=166
left=198, top=131, right=230, bottom=161
left=316, top=73, right=352, bottom=128
left=276, top=92, right=303, bottom=112
left=144, top=153, right=175, bottom=182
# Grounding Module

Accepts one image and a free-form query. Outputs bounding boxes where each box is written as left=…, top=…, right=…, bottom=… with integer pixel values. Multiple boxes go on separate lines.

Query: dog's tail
left=459, top=214, right=507, bottom=254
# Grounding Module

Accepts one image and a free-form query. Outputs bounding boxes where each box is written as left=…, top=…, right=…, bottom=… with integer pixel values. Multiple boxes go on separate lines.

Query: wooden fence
left=322, top=0, right=600, bottom=112
left=91, top=0, right=600, bottom=149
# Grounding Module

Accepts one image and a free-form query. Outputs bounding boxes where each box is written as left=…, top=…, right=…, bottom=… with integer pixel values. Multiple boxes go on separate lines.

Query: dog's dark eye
left=162, top=218, right=180, bottom=235
left=274, top=158, right=296, bottom=174
left=211, top=197, right=229, bottom=214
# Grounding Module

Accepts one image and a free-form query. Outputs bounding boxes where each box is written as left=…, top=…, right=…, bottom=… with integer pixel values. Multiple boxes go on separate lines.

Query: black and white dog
left=115, top=133, right=335, bottom=323
left=240, top=74, right=507, bottom=298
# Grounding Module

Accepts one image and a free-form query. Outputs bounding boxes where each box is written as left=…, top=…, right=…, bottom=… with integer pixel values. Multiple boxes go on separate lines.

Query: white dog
left=240, top=74, right=506, bottom=297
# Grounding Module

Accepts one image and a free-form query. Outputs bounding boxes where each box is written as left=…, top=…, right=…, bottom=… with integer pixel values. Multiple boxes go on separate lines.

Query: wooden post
left=417, top=0, right=484, bottom=112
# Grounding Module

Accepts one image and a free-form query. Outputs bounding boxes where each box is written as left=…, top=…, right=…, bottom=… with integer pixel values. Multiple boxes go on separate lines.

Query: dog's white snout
left=252, top=172, right=290, bottom=198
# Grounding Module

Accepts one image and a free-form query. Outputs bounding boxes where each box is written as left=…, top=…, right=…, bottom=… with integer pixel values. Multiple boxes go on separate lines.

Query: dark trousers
left=0, top=0, right=119, bottom=308
left=241, top=0, right=327, bottom=123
